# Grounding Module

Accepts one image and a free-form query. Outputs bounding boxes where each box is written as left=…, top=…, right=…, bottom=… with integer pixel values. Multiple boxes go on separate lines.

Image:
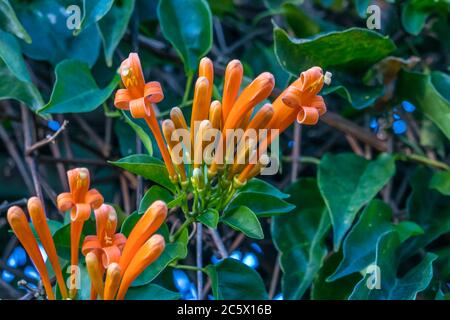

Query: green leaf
left=401, top=167, right=450, bottom=258
left=239, top=178, right=289, bottom=199
left=396, top=70, right=450, bottom=140
left=394, top=221, right=424, bottom=243
left=0, top=0, right=31, bottom=43
left=38, top=59, right=119, bottom=114
left=0, top=29, right=31, bottom=82
left=198, top=208, right=219, bottom=229
left=206, top=258, right=268, bottom=300
left=322, top=82, right=384, bottom=110
left=222, top=206, right=263, bottom=239
left=430, top=170, right=450, bottom=196
left=274, top=26, right=396, bottom=74
left=311, top=251, right=362, bottom=300
left=75, top=0, right=115, bottom=35
left=109, top=154, right=176, bottom=193
left=120, top=111, right=153, bottom=156
left=354, top=0, right=370, bottom=17
left=17, top=0, right=101, bottom=67
left=318, top=153, right=396, bottom=250
left=328, top=199, right=393, bottom=281
left=401, top=1, right=430, bottom=35
left=98, top=0, right=135, bottom=66
left=225, top=192, right=295, bottom=217
left=132, top=230, right=188, bottom=287
left=349, top=230, right=437, bottom=300
left=157, top=0, right=212, bottom=74
left=125, top=283, right=180, bottom=300
left=139, top=185, right=174, bottom=214
left=272, top=178, right=330, bottom=299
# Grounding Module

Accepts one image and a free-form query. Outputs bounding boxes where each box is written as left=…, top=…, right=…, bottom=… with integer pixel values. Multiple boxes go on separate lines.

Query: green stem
left=172, top=264, right=205, bottom=272
left=283, top=156, right=321, bottom=165
left=398, top=153, right=449, bottom=171
left=171, top=217, right=194, bottom=242
left=182, top=72, right=194, bottom=106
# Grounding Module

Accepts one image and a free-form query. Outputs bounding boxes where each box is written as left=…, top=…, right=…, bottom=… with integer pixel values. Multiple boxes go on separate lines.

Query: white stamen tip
left=121, top=67, right=130, bottom=77
left=324, top=71, right=332, bottom=85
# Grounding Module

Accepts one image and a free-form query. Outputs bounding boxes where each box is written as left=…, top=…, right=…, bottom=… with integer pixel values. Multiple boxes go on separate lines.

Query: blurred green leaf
left=397, top=70, right=450, bottom=141
left=238, top=178, right=289, bottom=199
left=282, top=3, right=321, bottom=38
left=17, top=0, right=101, bottom=66
left=139, top=185, right=174, bottom=214
left=318, top=153, right=396, bottom=250
left=52, top=218, right=96, bottom=260
left=222, top=206, right=264, bottom=239
left=272, top=178, right=330, bottom=299
left=430, top=170, right=450, bottom=196
left=322, top=82, right=384, bottom=109
left=120, top=111, right=153, bottom=156
left=349, top=230, right=437, bottom=300
left=198, top=208, right=219, bottom=228
left=354, top=0, right=369, bottom=17
left=39, top=59, right=119, bottom=114
left=328, top=199, right=393, bottom=281
left=274, top=26, right=396, bottom=74
left=0, top=29, right=30, bottom=82
left=225, top=192, right=295, bottom=217
left=125, top=283, right=180, bottom=300
left=76, top=0, right=114, bottom=35
left=0, top=0, right=31, bottom=43
left=401, top=1, right=429, bottom=35
left=206, top=258, right=268, bottom=300
left=98, top=0, right=135, bottom=66
left=157, top=0, right=212, bottom=74
left=109, top=154, right=175, bottom=193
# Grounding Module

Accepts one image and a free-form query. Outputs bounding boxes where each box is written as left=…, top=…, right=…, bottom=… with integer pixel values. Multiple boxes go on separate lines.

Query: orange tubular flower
left=7, top=207, right=55, bottom=300
left=57, top=168, right=104, bottom=284
left=116, top=234, right=165, bottom=300
left=85, top=252, right=105, bottom=300
left=162, top=119, right=187, bottom=182
left=104, top=263, right=121, bottom=300
left=194, top=120, right=212, bottom=169
left=82, top=204, right=126, bottom=269
left=199, top=57, right=214, bottom=105
left=222, top=60, right=243, bottom=123
left=119, top=201, right=167, bottom=273
left=114, top=53, right=177, bottom=181
left=244, top=103, right=274, bottom=132
left=170, top=107, right=188, bottom=131
left=209, top=100, right=222, bottom=131
left=237, top=154, right=270, bottom=184
left=28, top=197, right=68, bottom=299
left=190, top=77, right=210, bottom=148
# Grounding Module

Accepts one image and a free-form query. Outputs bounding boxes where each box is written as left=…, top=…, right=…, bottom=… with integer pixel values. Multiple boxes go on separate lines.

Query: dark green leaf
left=125, top=283, right=180, bottom=300
left=76, top=0, right=115, bottom=35
left=53, top=218, right=96, bottom=260
left=319, top=153, right=396, bottom=250
left=239, top=178, right=289, bottom=199
left=98, top=0, right=135, bottom=66
left=394, top=221, right=424, bottom=243
left=225, top=192, right=295, bottom=217
left=206, top=258, right=268, bottom=300
left=272, top=178, right=330, bottom=299
left=328, top=199, right=393, bottom=281
left=430, top=170, right=450, bottom=196
left=349, top=230, right=437, bottom=300
left=0, top=0, right=31, bottom=43
left=0, top=29, right=31, bottom=82
left=322, top=82, right=384, bottom=109
left=274, top=26, right=396, bottom=74
left=120, top=110, right=153, bottom=156
left=139, top=185, right=174, bottom=214
left=222, top=206, right=263, bottom=239
left=109, top=154, right=176, bottom=193
left=396, top=69, right=450, bottom=140
left=157, top=0, right=212, bottom=74
left=401, top=1, right=430, bottom=35
left=198, top=208, right=219, bottom=229
left=39, top=59, right=119, bottom=114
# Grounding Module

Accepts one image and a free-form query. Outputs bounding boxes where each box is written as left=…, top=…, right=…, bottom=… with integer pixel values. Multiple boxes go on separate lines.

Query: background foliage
left=0, top=0, right=449, bottom=300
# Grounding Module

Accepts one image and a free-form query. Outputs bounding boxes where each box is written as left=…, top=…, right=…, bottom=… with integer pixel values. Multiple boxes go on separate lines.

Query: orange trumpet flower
left=114, top=53, right=177, bottom=181
left=119, top=200, right=167, bottom=273
left=7, top=207, right=55, bottom=300
left=82, top=204, right=126, bottom=268
left=170, top=106, right=189, bottom=131
left=28, top=197, right=68, bottom=299
left=56, top=167, right=103, bottom=295
left=199, top=57, right=214, bottom=105
left=116, top=234, right=165, bottom=300
left=222, top=60, right=243, bottom=123
left=162, top=119, right=187, bottom=182
left=104, top=263, right=121, bottom=300
left=190, top=77, right=210, bottom=148
left=85, top=252, right=105, bottom=300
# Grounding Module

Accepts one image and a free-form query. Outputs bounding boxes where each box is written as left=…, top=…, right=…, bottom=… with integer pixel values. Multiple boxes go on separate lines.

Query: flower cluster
left=7, top=168, right=167, bottom=300
left=114, top=53, right=330, bottom=214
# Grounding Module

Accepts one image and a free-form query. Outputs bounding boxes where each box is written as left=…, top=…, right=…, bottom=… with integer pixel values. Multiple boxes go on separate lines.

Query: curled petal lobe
left=101, top=246, right=122, bottom=269
left=144, top=82, right=164, bottom=104
left=297, top=107, right=320, bottom=125
left=57, top=192, right=74, bottom=212
left=299, top=66, right=324, bottom=97
left=114, top=89, right=131, bottom=110
left=129, top=97, right=151, bottom=118
left=82, top=235, right=102, bottom=256
left=85, top=189, right=104, bottom=210
left=116, top=234, right=165, bottom=300
left=71, top=203, right=92, bottom=222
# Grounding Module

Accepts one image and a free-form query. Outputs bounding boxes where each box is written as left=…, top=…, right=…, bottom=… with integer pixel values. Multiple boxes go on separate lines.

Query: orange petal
left=116, top=235, right=165, bottom=300
left=81, top=235, right=102, bottom=256
left=245, top=103, right=274, bottom=131
left=28, top=197, right=68, bottom=299
left=119, top=53, right=146, bottom=97
left=311, top=95, right=327, bottom=116
left=222, top=60, right=243, bottom=123
left=68, top=168, right=90, bottom=202
left=297, top=106, right=320, bottom=125
left=86, top=252, right=105, bottom=300
left=101, top=245, right=122, bottom=269
left=7, top=206, right=55, bottom=300
left=199, top=57, right=214, bottom=105
left=114, top=89, right=131, bottom=110
left=209, top=100, right=222, bottom=131
left=85, top=189, right=104, bottom=210
left=190, top=77, right=210, bottom=147
left=104, top=263, right=121, bottom=300
left=170, top=107, right=188, bottom=130
left=71, top=203, right=92, bottom=222
left=70, top=219, right=85, bottom=276
left=119, top=201, right=167, bottom=274
left=129, top=97, right=151, bottom=118
left=144, top=81, right=164, bottom=104
left=113, top=233, right=127, bottom=251
left=299, top=66, right=324, bottom=96
left=56, top=192, right=74, bottom=212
